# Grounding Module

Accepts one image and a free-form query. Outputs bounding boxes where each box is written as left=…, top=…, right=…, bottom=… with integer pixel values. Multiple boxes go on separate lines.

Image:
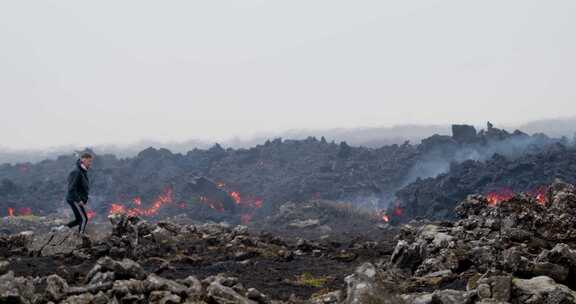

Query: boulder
left=89, top=257, right=146, bottom=281
left=45, top=274, right=69, bottom=302
left=343, top=263, right=377, bottom=304
left=452, top=124, right=478, bottom=144
left=61, top=293, right=95, bottom=304
left=112, top=279, right=147, bottom=297
left=146, top=274, right=188, bottom=297
left=0, top=271, right=34, bottom=304
left=0, top=260, right=9, bottom=275
left=431, top=289, right=475, bottom=304
left=476, top=275, right=511, bottom=302
left=390, top=240, right=425, bottom=271
left=532, top=262, right=569, bottom=282
left=180, top=275, right=203, bottom=299
left=207, top=281, right=257, bottom=304
left=149, top=290, right=181, bottom=304
left=246, top=288, right=270, bottom=304
left=29, top=231, right=84, bottom=256
left=547, top=243, right=576, bottom=269
left=401, top=292, right=433, bottom=304
left=512, top=276, right=576, bottom=303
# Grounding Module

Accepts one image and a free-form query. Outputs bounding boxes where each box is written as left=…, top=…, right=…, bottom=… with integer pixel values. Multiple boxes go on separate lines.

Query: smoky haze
left=1, top=1, right=575, bottom=150
left=0, top=123, right=449, bottom=164
left=1, top=119, right=575, bottom=165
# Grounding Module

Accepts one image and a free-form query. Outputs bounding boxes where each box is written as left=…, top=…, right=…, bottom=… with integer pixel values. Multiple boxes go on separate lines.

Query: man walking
left=55, top=153, right=93, bottom=235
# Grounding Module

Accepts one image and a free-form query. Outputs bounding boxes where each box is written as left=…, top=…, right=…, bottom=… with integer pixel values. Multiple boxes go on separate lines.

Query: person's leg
left=66, top=200, right=82, bottom=229
left=78, top=203, right=88, bottom=234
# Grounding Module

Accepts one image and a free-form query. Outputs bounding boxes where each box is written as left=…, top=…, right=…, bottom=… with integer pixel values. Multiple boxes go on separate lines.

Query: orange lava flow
left=109, top=187, right=173, bottom=217
left=486, top=186, right=549, bottom=206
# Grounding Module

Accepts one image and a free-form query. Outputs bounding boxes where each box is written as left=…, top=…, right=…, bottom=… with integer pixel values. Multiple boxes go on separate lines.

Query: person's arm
left=67, top=170, right=81, bottom=202
left=82, top=173, right=90, bottom=204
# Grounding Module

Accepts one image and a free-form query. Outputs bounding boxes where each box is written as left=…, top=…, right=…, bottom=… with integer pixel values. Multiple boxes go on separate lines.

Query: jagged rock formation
left=346, top=180, right=576, bottom=304
left=0, top=124, right=567, bottom=224
left=395, top=144, right=576, bottom=220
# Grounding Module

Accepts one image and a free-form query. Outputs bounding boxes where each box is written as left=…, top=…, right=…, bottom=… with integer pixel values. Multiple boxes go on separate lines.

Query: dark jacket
left=66, top=160, right=90, bottom=203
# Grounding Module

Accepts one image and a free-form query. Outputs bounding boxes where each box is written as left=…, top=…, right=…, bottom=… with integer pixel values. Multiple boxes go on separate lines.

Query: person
left=54, top=153, right=93, bottom=234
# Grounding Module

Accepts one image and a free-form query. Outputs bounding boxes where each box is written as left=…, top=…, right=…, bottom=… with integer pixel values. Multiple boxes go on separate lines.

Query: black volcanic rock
left=340, top=181, right=576, bottom=303
left=0, top=123, right=568, bottom=222
left=452, top=124, right=478, bottom=144
left=395, top=144, right=576, bottom=221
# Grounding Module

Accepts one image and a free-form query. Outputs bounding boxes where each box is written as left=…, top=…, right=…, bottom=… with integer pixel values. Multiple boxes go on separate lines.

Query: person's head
left=80, top=153, right=93, bottom=169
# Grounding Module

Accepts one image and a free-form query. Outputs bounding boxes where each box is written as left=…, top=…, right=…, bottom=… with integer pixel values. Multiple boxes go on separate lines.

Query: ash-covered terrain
left=1, top=123, right=576, bottom=303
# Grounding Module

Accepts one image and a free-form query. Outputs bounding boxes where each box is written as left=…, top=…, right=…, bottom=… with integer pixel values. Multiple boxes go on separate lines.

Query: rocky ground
left=0, top=201, right=398, bottom=304
left=351, top=179, right=576, bottom=303
left=2, top=180, right=576, bottom=303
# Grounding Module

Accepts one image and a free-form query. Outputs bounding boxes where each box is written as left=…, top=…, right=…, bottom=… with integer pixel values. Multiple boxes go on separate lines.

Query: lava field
left=1, top=123, right=576, bottom=303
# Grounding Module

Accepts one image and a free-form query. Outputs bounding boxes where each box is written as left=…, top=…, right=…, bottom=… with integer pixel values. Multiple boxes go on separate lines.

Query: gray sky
left=1, top=0, right=575, bottom=149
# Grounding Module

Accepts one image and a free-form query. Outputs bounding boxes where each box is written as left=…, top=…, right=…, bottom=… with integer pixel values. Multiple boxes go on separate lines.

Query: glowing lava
left=5, top=207, right=33, bottom=217
left=485, top=186, right=549, bottom=206
left=107, top=183, right=263, bottom=224
left=230, top=191, right=241, bottom=204
left=109, top=204, right=125, bottom=215
left=529, top=186, right=548, bottom=205
left=109, top=187, right=173, bottom=217
left=382, top=213, right=390, bottom=222
left=486, top=189, right=515, bottom=206
left=197, top=186, right=264, bottom=224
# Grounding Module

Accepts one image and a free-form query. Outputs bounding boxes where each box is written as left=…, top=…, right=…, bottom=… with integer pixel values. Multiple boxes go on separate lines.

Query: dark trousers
left=66, top=200, right=88, bottom=233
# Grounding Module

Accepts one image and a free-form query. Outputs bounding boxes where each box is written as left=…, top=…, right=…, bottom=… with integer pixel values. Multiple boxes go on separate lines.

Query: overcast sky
left=1, top=1, right=575, bottom=149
